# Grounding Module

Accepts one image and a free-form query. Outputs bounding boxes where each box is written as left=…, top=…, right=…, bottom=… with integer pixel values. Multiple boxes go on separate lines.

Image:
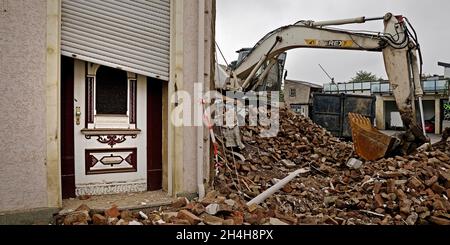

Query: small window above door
left=84, top=63, right=138, bottom=130
left=96, top=66, right=128, bottom=115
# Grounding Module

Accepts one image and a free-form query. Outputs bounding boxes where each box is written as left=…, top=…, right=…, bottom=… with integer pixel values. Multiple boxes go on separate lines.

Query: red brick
left=172, top=197, right=189, bottom=208
left=429, top=216, right=450, bottom=225
left=425, top=176, right=438, bottom=187
left=431, top=183, right=446, bottom=194
left=105, top=205, right=120, bottom=218
left=92, top=214, right=107, bottom=225
left=386, top=179, right=396, bottom=193
left=177, top=210, right=201, bottom=225
left=396, top=189, right=407, bottom=201
left=374, top=194, right=384, bottom=208
left=231, top=211, right=244, bottom=225
left=373, top=182, right=382, bottom=194
left=75, top=204, right=90, bottom=212
left=433, top=199, right=445, bottom=210
left=408, top=177, right=424, bottom=190
left=400, top=200, right=412, bottom=214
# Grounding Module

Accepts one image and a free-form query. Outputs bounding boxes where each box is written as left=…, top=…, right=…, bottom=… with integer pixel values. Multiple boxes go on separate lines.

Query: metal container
left=311, top=93, right=376, bottom=138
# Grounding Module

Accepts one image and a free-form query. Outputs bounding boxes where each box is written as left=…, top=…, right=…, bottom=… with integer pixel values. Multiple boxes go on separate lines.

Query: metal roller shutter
left=61, top=0, right=170, bottom=80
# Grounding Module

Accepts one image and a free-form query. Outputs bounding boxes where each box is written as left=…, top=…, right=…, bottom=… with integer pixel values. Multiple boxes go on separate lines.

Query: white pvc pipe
left=246, top=168, right=309, bottom=206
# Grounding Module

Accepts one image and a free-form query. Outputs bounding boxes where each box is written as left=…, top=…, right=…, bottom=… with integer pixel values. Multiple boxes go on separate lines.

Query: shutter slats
left=61, top=0, right=170, bottom=80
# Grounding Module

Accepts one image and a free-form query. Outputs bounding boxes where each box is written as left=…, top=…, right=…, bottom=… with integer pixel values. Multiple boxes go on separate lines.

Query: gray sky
left=216, top=0, right=450, bottom=85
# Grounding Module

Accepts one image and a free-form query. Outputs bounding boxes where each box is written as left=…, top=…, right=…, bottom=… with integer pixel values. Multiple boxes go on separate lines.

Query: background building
left=284, top=79, right=323, bottom=117
left=439, top=62, right=450, bottom=79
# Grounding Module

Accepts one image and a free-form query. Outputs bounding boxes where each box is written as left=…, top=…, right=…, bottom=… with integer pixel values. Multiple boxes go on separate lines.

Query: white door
left=73, top=60, right=148, bottom=196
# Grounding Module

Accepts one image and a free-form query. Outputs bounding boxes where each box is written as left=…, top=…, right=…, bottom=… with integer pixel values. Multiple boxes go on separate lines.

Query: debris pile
left=209, top=108, right=450, bottom=225
left=57, top=108, right=450, bottom=225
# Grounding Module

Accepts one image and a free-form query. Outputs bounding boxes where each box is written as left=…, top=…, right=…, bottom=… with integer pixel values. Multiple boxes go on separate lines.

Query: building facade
left=438, top=62, right=450, bottom=79
left=0, top=0, right=215, bottom=218
left=284, top=79, right=322, bottom=117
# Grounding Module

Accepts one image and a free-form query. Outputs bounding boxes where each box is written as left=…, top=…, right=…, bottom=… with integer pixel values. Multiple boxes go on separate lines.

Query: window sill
left=81, top=128, right=141, bottom=136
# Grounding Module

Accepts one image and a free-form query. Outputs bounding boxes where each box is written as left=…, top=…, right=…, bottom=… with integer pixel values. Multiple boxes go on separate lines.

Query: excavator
left=220, top=13, right=429, bottom=161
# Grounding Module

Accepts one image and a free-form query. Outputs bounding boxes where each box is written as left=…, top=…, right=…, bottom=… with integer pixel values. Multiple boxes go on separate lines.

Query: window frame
left=85, top=63, right=137, bottom=130
left=289, top=88, right=296, bottom=97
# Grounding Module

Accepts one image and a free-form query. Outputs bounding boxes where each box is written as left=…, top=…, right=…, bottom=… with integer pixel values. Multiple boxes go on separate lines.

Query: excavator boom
left=225, top=13, right=427, bottom=160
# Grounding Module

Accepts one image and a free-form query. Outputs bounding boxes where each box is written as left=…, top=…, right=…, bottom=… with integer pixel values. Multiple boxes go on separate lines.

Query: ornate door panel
left=72, top=59, right=148, bottom=196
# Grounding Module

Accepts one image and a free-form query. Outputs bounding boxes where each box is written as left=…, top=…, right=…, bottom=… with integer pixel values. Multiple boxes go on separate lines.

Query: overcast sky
left=216, top=0, right=450, bottom=85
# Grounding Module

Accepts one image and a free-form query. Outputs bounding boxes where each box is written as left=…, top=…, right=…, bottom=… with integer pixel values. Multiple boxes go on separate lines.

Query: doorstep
left=61, top=190, right=174, bottom=213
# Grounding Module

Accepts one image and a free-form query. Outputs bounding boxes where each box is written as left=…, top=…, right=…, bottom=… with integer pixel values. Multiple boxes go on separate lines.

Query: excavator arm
left=225, top=13, right=428, bottom=160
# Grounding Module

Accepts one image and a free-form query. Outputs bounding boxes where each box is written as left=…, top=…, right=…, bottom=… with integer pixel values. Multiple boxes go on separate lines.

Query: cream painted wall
left=0, top=0, right=49, bottom=212
left=284, top=81, right=311, bottom=106
left=168, top=0, right=214, bottom=196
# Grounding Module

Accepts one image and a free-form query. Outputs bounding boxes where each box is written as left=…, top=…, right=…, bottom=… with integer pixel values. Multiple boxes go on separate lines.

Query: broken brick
left=431, top=183, right=446, bottom=194
left=425, top=176, right=438, bottom=187
left=177, top=210, right=201, bottom=225
left=408, top=177, right=424, bottom=190
left=282, top=184, right=293, bottom=193
left=433, top=199, right=445, bottom=210
left=373, top=182, right=382, bottom=194
left=222, top=219, right=235, bottom=225
left=386, top=179, right=396, bottom=193
left=231, top=211, right=244, bottom=225
left=172, top=197, right=189, bottom=208
left=247, top=203, right=259, bottom=213
left=120, top=210, right=133, bottom=220
left=400, top=200, right=412, bottom=214
left=92, top=214, right=107, bottom=225
left=75, top=204, right=90, bottom=213
left=63, top=211, right=90, bottom=225
left=374, top=194, right=384, bottom=208
left=191, top=203, right=206, bottom=216
left=202, top=214, right=224, bottom=225
left=406, top=212, right=418, bottom=225
left=429, top=216, right=450, bottom=225
left=105, top=205, right=120, bottom=218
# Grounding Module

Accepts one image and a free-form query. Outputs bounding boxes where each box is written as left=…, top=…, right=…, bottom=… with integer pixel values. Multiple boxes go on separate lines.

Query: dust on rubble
left=56, top=108, right=450, bottom=225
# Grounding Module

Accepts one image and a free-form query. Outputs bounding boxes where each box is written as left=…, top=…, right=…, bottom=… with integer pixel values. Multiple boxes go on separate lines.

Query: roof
left=236, top=48, right=252, bottom=53
left=438, top=62, right=450, bottom=68
left=284, top=79, right=323, bottom=89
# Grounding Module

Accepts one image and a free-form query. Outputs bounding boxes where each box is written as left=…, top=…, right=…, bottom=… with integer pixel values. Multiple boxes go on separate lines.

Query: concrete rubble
left=56, top=108, right=450, bottom=225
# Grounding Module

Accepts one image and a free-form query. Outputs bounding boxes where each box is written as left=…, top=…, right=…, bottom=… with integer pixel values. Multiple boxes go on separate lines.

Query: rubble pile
left=57, top=109, right=450, bottom=225
left=56, top=194, right=279, bottom=225
left=210, top=108, right=450, bottom=225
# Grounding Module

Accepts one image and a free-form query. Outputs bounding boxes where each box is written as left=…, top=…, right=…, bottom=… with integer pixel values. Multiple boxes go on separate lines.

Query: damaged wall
left=0, top=0, right=49, bottom=212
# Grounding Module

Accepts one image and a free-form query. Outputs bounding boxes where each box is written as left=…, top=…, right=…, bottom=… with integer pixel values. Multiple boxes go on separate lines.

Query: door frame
left=61, top=56, right=75, bottom=198
left=147, top=78, right=163, bottom=190
left=60, top=58, right=164, bottom=198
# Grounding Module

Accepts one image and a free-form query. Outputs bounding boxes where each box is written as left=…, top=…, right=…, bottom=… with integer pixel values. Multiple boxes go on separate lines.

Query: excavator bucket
left=348, top=113, right=396, bottom=161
